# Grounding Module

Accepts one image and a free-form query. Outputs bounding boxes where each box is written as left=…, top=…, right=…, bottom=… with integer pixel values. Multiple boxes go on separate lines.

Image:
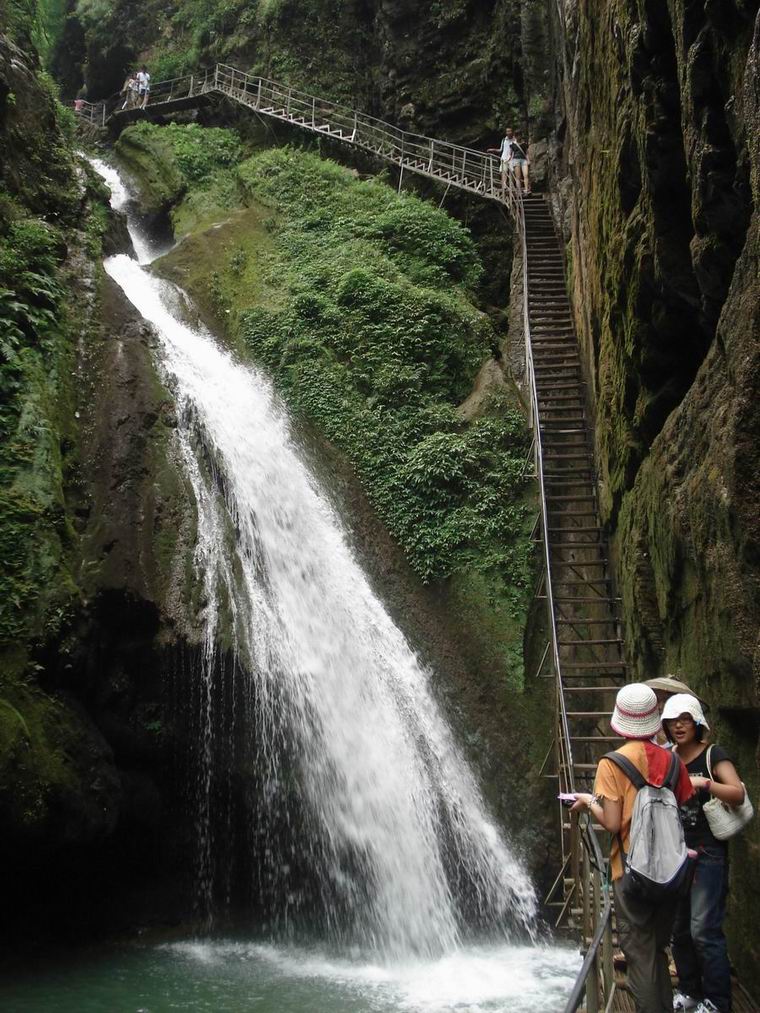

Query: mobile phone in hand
left=557, top=792, right=577, bottom=807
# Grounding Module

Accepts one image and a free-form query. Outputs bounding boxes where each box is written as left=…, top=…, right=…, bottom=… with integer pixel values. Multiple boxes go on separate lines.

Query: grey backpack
left=604, top=751, right=691, bottom=907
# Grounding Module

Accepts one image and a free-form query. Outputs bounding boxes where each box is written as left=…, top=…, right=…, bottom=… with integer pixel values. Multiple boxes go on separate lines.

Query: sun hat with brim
left=645, top=675, right=698, bottom=698
left=610, top=683, right=662, bottom=739
left=661, top=693, right=710, bottom=730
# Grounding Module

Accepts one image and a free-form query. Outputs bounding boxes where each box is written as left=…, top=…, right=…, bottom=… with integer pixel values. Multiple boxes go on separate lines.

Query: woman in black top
left=662, top=693, right=745, bottom=1013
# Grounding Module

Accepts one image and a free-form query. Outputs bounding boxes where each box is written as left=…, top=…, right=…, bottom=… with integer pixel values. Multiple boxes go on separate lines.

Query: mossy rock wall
left=544, top=2, right=760, bottom=988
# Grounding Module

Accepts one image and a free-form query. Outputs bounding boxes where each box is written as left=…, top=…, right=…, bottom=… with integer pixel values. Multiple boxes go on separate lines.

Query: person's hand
left=570, top=793, right=593, bottom=812
left=690, top=775, right=711, bottom=791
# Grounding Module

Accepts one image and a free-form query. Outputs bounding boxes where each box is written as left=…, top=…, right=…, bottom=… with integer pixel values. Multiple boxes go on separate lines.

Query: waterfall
left=92, top=158, right=538, bottom=958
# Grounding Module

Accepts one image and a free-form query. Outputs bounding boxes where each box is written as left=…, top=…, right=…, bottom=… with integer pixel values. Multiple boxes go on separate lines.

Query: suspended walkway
left=82, top=65, right=524, bottom=217
left=74, top=68, right=757, bottom=1013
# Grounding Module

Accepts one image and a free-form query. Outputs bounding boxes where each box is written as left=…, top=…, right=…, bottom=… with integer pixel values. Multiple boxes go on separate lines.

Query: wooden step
left=563, top=661, right=627, bottom=669
left=560, top=638, right=620, bottom=646
left=537, top=381, right=585, bottom=390
left=564, top=686, right=624, bottom=693
left=556, top=618, right=619, bottom=625
left=552, top=595, right=620, bottom=603
left=553, top=561, right=609, bottom=569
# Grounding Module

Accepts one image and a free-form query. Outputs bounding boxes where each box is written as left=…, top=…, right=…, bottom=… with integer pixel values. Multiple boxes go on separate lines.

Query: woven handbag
left=702, top=745, right=754, bottom=841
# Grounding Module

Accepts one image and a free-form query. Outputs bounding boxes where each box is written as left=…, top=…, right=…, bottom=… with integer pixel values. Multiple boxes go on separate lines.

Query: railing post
left=582, top=845, right=598, bottom=1013
left=351, top=110, right=357, bottom=141
left=311, top=96, right=315, bottom=126
left=602, top=902, right=614, bottom=1007
left=428, top=139, right=434, bottom=171
left=188, top=75, right=194, bottom=97
left=257, top=78, right=262, bottom=108
left=214, top=65, right=219, bottom=89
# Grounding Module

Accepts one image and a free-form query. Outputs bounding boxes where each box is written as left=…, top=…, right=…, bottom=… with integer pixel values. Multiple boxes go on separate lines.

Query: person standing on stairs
left=487, top=126, right=517, bottom=191
left=663, top=694, right=745, bottom=1013
left=510, top=131, right=531, bottom=194
left=570, top=684, right=694, bottom=1013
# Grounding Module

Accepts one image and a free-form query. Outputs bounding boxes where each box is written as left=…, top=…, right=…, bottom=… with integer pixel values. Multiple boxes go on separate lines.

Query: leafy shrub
left=233, top=148, right=532, bottom=598
left=124, top=121, right=243, bottom=187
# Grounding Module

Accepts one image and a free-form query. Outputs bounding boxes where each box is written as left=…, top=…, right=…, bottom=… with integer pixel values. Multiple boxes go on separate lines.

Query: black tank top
left=679, top=744, right=731, bottom=852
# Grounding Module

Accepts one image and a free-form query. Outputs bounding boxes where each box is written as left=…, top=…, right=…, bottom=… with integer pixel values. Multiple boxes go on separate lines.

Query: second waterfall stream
left=86, top=159, right=580, bottom=1010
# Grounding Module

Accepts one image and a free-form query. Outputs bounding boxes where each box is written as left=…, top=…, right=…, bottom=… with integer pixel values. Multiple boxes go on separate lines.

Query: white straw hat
left=660, top=693, right=710, bottom=730
left=610, top=683, right=661, bottom=739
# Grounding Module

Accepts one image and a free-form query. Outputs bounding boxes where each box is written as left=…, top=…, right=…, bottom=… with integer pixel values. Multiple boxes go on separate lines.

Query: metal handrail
left=71, top=99, right=107, bottom=126
left=92, top=63, right=523, bottom=216
left=563, top=826, right=613, bottom=1013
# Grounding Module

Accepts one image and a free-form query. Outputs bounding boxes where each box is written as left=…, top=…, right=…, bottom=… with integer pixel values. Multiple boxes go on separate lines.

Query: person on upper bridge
left=121, top=73, right=138, bottom=110
left=136, top=66, right=151, bottom=109
left=570, top=683, right=694, bottom=1013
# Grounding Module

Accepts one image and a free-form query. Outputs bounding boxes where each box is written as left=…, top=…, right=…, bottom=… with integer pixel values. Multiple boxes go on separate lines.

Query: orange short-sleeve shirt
left=594, top=740, right=693, bottom=880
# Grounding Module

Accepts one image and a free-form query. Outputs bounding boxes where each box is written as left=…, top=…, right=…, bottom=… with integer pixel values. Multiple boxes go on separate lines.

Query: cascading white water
left=93, top=159, right=538, bottom=957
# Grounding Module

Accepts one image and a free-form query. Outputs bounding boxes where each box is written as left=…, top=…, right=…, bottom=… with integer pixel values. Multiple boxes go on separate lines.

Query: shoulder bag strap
left=706, top=744, right=715, bottom=781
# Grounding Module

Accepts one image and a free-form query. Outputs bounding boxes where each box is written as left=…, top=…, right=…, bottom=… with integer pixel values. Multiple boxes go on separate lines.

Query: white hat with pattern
left=610, top=683, right=661, bottom=740
left=660, top=693, right=710, bottom=730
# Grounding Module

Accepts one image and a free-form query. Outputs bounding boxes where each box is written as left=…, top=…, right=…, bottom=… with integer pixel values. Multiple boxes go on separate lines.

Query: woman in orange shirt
left=572, top=683, right=693, bottom=1013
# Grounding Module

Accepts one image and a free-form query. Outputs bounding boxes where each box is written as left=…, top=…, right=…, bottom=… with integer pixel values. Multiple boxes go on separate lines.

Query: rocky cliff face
left=0, top=31, right=206, bottom=941
left=544, top=0, right=760, bottom=984
left=57, top=0, right=528, bottom=145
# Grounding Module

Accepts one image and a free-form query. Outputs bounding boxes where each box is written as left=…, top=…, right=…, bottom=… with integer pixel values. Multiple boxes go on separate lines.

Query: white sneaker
left=673, top=994, right=699, bottom=1012
left=693, top=1002, right=720, bottom=1013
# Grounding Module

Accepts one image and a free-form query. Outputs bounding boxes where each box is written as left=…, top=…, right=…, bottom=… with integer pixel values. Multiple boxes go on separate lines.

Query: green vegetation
left=115, top=121, right=243, bottom=224
left=0, top=47, right=107, bottom=647
left=236, top=149, right=531, bottom=594
left=2, top=0, right=68, bottom=58
left=138, top=124, right=534, bottom=679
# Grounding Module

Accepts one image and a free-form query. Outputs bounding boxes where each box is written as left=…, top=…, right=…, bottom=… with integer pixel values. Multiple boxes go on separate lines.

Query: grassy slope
left=118, top=121, right=536, bottom=687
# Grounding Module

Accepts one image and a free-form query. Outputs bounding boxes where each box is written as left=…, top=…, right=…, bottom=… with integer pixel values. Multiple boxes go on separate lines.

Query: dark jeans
left=614, top=879, right=676, bottom=1012
left=672, top=845, right=731, bottom=1012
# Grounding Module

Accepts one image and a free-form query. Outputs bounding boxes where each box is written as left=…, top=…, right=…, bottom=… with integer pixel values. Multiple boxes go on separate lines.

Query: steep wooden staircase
left=523, top=193, right=627, bottom=863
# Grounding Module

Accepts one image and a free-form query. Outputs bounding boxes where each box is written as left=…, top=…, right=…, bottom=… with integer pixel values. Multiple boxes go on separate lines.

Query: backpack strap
left=664, top=749, right=681, bottom=792
left=603, top=751, right=647, bottom=790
